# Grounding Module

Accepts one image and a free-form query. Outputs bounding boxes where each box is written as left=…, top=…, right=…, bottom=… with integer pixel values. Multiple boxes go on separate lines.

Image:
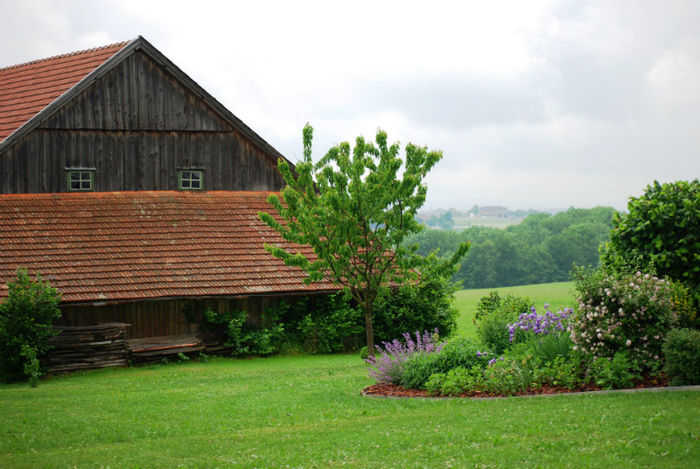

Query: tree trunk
left=363, top=303, right=376, bottom=357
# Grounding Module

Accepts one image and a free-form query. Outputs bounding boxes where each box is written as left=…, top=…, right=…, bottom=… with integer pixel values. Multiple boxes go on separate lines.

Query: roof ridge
left=0, top=39, right=133, bottom=72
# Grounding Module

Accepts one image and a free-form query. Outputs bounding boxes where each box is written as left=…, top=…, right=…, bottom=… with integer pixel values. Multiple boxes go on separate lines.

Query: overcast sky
left=1, top=0, right=698, bottom=211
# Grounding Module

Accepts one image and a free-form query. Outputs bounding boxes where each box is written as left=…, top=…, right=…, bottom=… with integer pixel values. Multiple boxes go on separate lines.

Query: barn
left=0, top=37, right=337, bottom=369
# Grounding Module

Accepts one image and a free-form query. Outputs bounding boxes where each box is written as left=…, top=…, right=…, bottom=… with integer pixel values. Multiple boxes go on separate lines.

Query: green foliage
left=571, top=268, right=675, bottom=369
left=425, top=211, right=454, bottom=230
left=603, top=179, right=700, bottom=295
left=372, top=253, right=462, bottom=343
left=397, top=337, right=489, bottom=390
left=425, top=366, right=484, bottom=396
left=0, top=268, right=62, bottom=383
left=669, top=280, right=699, bottom=329
left=480, top=355, right=541, bottom=396
left=398, top=352, right=441, bottom=390
left=538, top=356, right=585, bottom=390
left=663, top=328, right=700, bottom=386
left=201, top=309, right=284, bottom=357
left=405, top=206, right=615, bottom=289
left=259, top=124, right=468, bottom=353
left=508, top=332, right=575, bottom=364
left=589, top=352, right=641, bottom=390
left=474, top=292, right=531, bottom=354
left=266, top=294, right=363, bottom=354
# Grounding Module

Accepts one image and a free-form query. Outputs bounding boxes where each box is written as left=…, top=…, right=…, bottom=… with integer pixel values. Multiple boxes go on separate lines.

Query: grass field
left=1, top=282, right=698, bottom=468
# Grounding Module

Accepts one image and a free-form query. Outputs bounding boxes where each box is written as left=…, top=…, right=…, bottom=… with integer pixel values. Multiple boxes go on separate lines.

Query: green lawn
left=454, top=281, right=576, bottom=338
left=1, top=282, right=698, bottom=468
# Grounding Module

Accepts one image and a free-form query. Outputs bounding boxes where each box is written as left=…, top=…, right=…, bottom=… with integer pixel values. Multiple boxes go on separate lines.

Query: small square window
left=66, top=170, right=94, bottom=191
left=179, top=170, right=204, bottom=190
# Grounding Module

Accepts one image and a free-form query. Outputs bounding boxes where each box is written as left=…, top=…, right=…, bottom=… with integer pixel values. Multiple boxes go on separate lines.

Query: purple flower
left=366, top=329, right=444, bottom=384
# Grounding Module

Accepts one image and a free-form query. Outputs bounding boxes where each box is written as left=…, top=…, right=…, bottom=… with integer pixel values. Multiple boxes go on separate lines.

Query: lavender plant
left=507, top=304, right=573, bottom=344
left=365, top=329, right=444, bottom=384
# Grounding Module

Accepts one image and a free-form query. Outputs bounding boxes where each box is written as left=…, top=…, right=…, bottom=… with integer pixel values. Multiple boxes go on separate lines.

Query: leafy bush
left=571, top=268, right=675, bottom=369
left=201, top=309, right=284, bottom=356
left=602, top=179, right=699, bottom=296
left=481, top=354, right=541, bottom=396
left=668, top=281, right=699, bottom=330
left=398, top=337, right=489, bottom=389
left=0, top=268, right=62, bottom=385
left=589, top=352, right=641, bottom=390
left=474, top=292, right=531, bottom=354
left=398, top=352, right=441, bottom=390
left=372, top=256, right=462, bottom=343
left=663, top=328, right=700, bottom=386
left=475, top=291, right=532, bottom=322
left=273, top=294, right=363, bottom=353
left=425, top=366, right=484, bottom=396
left=538, top=356, right=585, bottom=390
left=365, top=330, right=443, bottom=384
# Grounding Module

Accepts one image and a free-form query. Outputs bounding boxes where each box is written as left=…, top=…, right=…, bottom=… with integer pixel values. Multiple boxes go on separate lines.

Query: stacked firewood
left=45, top=323, right=130, bottom=373
left=128, top=335, right=205, bottom=365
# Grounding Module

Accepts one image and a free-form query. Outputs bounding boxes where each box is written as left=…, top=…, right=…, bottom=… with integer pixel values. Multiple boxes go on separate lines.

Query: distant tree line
left=405, top=207, right=615, bottom=288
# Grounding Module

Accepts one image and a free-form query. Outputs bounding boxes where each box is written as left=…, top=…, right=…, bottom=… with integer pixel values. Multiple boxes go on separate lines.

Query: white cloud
left=1, top=0, right=698, bottom=211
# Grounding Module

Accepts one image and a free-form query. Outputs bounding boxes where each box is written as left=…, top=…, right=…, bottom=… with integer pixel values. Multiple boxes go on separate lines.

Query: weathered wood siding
left=0, top=50, right=285, bottom=193
left=57, top=296, right=290, bottom=339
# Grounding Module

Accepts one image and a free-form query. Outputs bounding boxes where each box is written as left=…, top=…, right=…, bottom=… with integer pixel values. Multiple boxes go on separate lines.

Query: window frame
left=178, top=169, right=205, bottom=191
left=65, top=168, right=95, bottom=192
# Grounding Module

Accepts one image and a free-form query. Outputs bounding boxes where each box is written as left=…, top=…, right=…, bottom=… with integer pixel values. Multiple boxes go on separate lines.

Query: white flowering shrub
left=571, top=269, right=676, bottom=369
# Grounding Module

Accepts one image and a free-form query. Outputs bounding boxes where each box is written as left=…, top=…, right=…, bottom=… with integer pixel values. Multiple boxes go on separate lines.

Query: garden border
left=362, top=384, right=700, bottom=400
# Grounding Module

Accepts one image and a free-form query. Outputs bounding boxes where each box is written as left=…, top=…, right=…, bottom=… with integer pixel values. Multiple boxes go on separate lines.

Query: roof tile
left=0, top=191, right=338, bottom=303
left=0, top=41, right=129, bottom=141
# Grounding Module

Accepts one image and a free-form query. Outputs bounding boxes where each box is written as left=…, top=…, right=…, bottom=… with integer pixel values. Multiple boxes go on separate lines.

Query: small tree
left=0, top=268, right=62, bottom=385
left=259, top=124, right=468, bottom=355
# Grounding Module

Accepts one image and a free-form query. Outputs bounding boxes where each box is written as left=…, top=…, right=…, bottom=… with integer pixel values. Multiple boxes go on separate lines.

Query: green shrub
left=589, top=352, right=641, bottom=390
left=201, top=309, right=284, bottom=356
left=426, top=366, right=485, bottom=396
left=475, top=291, right=532, bottom=322
left=538, top=356, right=585, bottom=390
left=474, top=292, right=531, bottom=354
left=571, top=268, right=675, bottom=369
left=0, top=268, right=61, bottom=384
left=663, top=328, right=700, bottom=385
left=397, top=337, right=489, bottom=390
left=509, top=331, right=575, bottom=364
left=294, top=297, right=363, bottom=353
left=372, top=260, right=461, bottom=343
left=398, top=352, right=440, bottom=390
left=669, top=281, right=699, bottom=330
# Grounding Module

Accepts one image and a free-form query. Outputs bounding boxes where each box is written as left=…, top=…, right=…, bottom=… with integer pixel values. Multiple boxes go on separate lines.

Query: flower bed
left=363, top=271, right=698, bottom=398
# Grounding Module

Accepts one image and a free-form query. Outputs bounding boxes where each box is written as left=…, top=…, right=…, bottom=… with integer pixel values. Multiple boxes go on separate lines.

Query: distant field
left=452, top=216, right=523, bottom=229
left=454, top=281, right=576, bottom=337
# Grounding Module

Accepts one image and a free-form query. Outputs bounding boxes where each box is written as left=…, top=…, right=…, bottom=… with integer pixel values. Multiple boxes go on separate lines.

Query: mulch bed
left=363, top=374, right=668, bottom=399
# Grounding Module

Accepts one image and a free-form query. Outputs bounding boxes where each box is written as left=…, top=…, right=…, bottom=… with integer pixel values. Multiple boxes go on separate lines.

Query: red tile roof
left=0, top=191, right=338, bottom=304
left=0, top=41, right=130, bottom=142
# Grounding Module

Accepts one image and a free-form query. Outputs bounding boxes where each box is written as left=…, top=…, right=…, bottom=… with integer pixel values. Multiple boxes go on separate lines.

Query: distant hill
left=417, top=205, right=564, bottom=230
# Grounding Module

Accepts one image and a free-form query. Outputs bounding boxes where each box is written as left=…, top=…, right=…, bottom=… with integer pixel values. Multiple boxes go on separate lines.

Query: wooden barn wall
left=0, top=50, right=285, bottom=194
left=56, top=296, right=292, bottom=339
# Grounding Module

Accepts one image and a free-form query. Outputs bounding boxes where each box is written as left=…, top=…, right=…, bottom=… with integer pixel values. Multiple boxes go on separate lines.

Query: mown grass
left=1, top=355, right=699, bottom=468
left=1, top=281, right=698, bottom=468
left=454, top=281, right=576, bottom=338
